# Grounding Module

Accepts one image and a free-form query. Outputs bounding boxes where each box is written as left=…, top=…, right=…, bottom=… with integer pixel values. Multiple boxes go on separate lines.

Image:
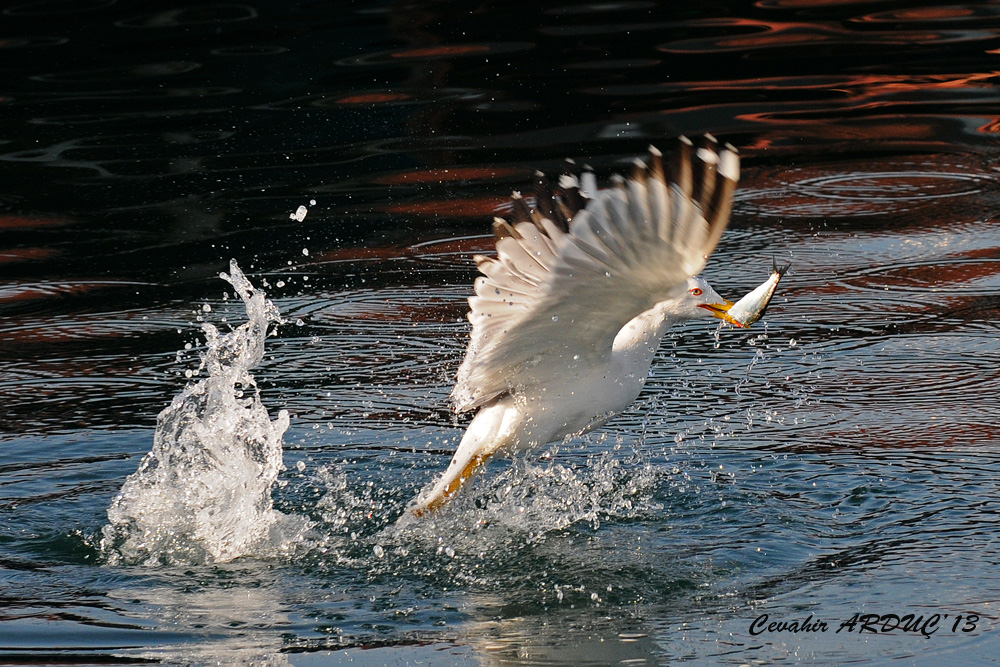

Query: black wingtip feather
left=494, top=135, right=739, bottom=251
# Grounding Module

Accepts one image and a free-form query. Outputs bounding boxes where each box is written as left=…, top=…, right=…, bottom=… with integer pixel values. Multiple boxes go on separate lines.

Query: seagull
left=407, top=135, right=746, bottom=518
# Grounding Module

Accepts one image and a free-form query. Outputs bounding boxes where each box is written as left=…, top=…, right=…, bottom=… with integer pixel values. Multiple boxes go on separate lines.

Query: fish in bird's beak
left=703, top=261, right=790, bottom=328
left=700, top=299, right=743, bottom=326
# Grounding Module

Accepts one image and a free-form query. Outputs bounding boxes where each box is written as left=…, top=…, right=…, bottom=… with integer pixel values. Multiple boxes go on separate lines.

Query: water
left=99, top=261, right=308, bottom=566
left=3, top=1, right=1000, bottom=664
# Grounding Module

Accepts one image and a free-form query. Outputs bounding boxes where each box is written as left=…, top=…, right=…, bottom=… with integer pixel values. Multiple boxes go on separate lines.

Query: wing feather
left=452, top=136, right=739, bottom=412
left=511, top=221, right=555, bottom=269
left=571, top=209, right=616, bottom=265
left=495, top=236, right=548, bottom=283
left=476, top=255, right=536, bottom=293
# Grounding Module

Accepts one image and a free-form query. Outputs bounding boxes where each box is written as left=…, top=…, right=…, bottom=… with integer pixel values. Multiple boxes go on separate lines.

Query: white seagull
left=407, top=135, right=772, bottom=518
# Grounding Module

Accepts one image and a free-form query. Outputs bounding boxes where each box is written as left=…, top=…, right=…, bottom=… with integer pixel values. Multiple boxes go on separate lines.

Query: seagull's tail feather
left=404, top=400, right=521, bottom=519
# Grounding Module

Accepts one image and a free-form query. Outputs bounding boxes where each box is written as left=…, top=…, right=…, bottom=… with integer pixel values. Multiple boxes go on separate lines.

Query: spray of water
left=100, top=260, right=309, bottom=566
left=359, top=438, right=664, bottom=577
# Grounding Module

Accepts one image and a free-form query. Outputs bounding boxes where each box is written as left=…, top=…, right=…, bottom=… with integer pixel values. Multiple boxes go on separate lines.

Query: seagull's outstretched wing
left=452, top=136, right=739, bottom=413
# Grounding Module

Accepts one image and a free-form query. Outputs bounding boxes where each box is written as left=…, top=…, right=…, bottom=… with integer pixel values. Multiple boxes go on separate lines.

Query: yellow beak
left=699, top=300, right=745, bottom=328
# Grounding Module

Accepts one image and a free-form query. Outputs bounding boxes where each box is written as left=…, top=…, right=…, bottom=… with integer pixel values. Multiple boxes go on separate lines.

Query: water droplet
left=302, top=247, right=309, bottom=256
left=295, top=460, right=306, bottom=472
left=201, top=303, right=212, bottom=312
left=100, top=261, right=302, bottom=566
left=551, top=315, right=559, bottom=322
left=373, top=544, right=385, bottom=559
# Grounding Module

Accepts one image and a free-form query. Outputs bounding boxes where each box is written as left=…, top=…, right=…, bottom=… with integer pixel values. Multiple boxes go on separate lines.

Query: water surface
left=2, top=1, right=1000, bottom=664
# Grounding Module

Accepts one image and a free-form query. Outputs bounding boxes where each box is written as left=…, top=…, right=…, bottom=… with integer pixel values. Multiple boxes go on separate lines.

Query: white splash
left=385, top=438, right=663, bottom=559
left=101, top=260, right=308, bottom=566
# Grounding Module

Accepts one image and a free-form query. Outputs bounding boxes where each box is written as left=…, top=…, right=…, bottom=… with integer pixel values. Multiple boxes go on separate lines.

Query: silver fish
left=725, top=260, right=789, bottom=328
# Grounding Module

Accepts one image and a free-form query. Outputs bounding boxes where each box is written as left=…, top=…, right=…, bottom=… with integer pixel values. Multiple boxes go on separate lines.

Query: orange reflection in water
left=311, top=245, right=409, bottom=263
left=660, top=16, right=992, bottom=54
left=797, top=253, right=1000, bottom=305
left=312, top=236, right=492, bottom=265
left=976, top=117, right=1000, bottom=133
left=374, top=196, right=505, bottom=218
left=744, top=115, right=942, bottom=141
left=373, top=166, right=524, bottom=185
left=335, top=92, right=413, bottom=105
left=892, top=7, right=976, bottom=20
left=881, top=258, right=1000, bottom=289
left=852, top=5, right=984, bottom=23
left=845, top=71, right=999, bottom=94
left=391, top=45, right=490, bottom=59
left=0, top=214, right=75, bottom=230
left=0, top=248, right=58, bottom=264
left=0, top=282, right=104, bottom=305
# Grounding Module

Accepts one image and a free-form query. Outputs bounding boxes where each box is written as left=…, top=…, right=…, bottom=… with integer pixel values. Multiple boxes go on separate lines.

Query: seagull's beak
left=699, top=300, right=746, bottom=327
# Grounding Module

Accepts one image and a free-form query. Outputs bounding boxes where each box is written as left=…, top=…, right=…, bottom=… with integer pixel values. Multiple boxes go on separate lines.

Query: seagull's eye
left=690, top=288, right=703, bottom=296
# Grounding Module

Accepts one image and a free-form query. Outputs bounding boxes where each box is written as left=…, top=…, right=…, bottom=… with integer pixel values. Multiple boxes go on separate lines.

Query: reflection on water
left=2, top=0, right=1000, bottom=664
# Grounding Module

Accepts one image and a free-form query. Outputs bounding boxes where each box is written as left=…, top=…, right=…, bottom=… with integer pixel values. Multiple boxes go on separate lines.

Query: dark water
left=3, top=1, right=1000, bottom=664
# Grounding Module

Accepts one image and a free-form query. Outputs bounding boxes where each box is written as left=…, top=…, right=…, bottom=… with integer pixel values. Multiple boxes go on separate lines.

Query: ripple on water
left=30, top=60, right=202, bottom=84
left=114, top=5, right=259, bottom=28
left=851, top=5, right=1000, bottom=24
left=3, top=1, right=1000, bottom=663
left=742, top=157, right=996, bottom=218
left=655, top=17, right=995, bottom=53
left=337, top=42, right=534, bottom=67
left=3, top=0, right=116, bottom=15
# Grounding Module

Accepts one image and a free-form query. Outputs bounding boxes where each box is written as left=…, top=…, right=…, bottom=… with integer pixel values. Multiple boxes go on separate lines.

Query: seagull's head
left=679, top=276, right=741, bottom=326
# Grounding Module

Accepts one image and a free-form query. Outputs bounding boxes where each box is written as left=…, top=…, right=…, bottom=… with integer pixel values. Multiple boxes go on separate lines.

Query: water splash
left=100, top=260, right=309, bottom=566
left=376, top=441, right=663, bottom=566
left=467, top=446, right=660, bottom=534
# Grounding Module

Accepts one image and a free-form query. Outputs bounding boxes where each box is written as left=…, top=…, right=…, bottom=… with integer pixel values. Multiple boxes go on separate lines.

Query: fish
left=725, top=260, right=789, bottom=327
